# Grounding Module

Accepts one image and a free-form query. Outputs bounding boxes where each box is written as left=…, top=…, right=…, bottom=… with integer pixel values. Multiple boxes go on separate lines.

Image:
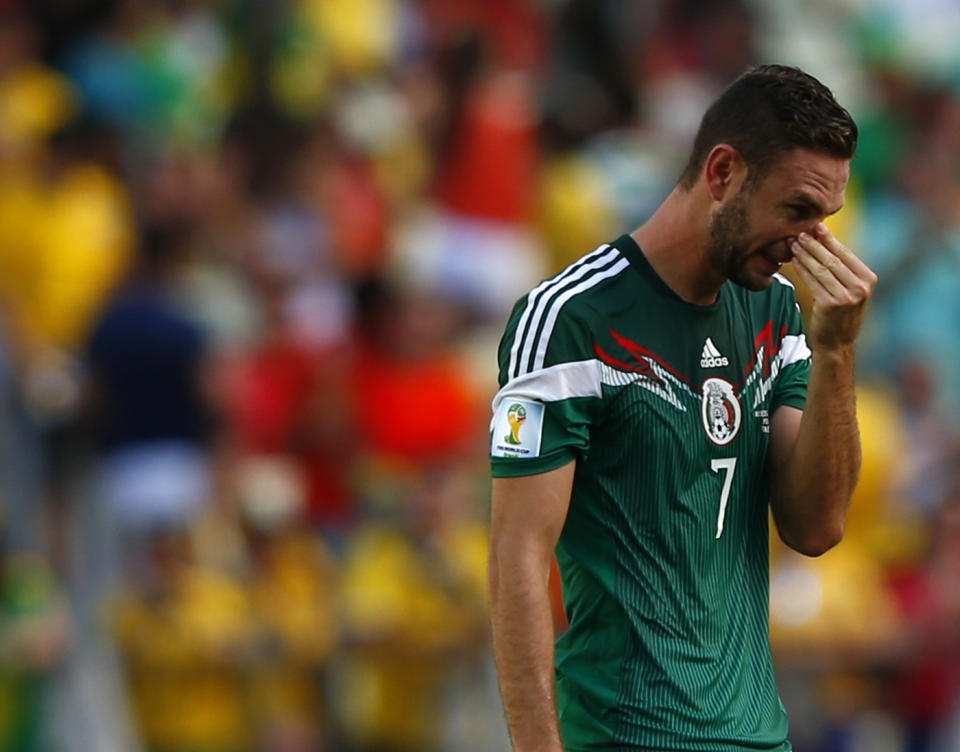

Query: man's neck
left=629, top=186, right=725, bottom=306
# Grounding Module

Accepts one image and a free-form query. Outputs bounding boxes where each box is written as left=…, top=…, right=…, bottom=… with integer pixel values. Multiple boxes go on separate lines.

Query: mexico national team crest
left=701, top=377, right=741, bottom=446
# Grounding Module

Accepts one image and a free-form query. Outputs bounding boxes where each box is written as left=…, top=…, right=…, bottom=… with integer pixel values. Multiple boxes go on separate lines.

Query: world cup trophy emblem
left=505, top=403, right=527, bottom=445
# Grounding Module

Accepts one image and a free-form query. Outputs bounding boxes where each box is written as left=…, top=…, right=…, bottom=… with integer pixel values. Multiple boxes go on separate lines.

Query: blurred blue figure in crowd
left=85, top=222, right=218, bottom=587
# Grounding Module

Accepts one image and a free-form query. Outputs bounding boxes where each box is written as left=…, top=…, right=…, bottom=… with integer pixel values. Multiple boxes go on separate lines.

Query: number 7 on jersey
left=710, top=458, right=737, bottom=539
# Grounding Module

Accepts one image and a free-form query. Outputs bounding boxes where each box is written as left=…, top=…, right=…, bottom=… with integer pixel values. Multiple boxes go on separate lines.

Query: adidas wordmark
left=700, top=337, right=729, bottom=368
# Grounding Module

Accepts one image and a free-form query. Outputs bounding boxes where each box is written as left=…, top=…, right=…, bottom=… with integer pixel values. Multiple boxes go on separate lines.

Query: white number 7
left=710, top=458, right=737, bottom=539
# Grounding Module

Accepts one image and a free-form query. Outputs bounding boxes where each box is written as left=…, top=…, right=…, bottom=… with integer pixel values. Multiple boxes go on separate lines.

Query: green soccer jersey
left=490, top=234, right=811, bottom=751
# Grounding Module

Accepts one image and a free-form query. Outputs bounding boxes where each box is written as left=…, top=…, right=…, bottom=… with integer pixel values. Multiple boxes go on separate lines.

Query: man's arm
left=768, top=223, right=877, bottom=557
left=489, top=461, right=575, bottom=752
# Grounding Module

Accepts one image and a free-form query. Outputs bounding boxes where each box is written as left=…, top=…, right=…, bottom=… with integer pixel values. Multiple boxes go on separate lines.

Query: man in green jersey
left=488, top=64, right=877, bottom=751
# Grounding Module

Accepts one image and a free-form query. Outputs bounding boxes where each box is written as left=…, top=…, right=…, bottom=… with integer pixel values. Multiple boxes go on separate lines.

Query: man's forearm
left=773, top=345, right=861, bottom=556
left=489, top=548, right=565, bottom=752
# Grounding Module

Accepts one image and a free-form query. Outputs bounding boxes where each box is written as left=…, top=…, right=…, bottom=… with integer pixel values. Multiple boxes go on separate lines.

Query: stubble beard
left=706, top=191, right=767, bottom=291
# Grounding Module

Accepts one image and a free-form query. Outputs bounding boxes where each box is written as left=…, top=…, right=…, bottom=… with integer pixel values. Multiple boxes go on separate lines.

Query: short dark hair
left=677, top=64, right=858, bottom=190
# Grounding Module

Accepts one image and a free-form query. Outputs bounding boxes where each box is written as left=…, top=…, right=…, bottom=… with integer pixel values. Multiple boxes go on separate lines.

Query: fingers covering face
left=813, top=223, right=875, bottom=283
left=790, top=225, right=876, bottom=305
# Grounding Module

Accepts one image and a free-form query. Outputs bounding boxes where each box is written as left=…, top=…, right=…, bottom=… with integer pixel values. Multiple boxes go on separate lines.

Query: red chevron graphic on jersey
left=743, top=320, right=788, bottom=378
left=597, top=328, right=690, bottom=383
left=594, top=343, right=661, bottom=381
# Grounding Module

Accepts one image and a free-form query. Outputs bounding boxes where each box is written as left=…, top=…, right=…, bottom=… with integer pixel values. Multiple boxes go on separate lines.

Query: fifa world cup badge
left=492, top=399, right=544, bottom=458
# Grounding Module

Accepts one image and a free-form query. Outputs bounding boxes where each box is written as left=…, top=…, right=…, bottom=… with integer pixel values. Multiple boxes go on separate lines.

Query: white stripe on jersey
left=772, top=273, right=810, bottom=358
left=507, top=244, right=611, bottom=380
left=530, top=258, right=631, bottom=373
left=780, top=333, right=811, bottom=367
left=773, top=273, right=804, bottom=313
left=490, top=355, right=690, bottom=433
left=508, top=245, right=619, bottom=378
left=772, top=272, right=795, bottom=289
left=490, top=359, right=603, bottom=429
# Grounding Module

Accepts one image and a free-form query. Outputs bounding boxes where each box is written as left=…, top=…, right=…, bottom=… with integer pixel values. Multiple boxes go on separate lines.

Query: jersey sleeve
left=490, top=298, right=603, bottom=477
left=770, top=279, right=812, bottom=413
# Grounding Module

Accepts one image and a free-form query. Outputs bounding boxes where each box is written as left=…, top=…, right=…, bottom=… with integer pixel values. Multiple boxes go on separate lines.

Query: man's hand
left=790, top=223, right=877, bottom=352
left=770, top=221, right=875, bottom=556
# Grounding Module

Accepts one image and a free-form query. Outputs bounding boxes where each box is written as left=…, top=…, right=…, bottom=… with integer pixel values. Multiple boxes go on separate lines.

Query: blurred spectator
left=0, top=304, right=45, bottom=555
left=236, top=455, right=339, bottom=752
left=392, top=29, right=549, bottom=321
left=0, top=550, right=69, bottom=752
left=111, top=524, right=252, bottom=752
left=0, top=115, right=132, bottom=354
left=59, top=0, right=232, bottom=150
left=86, top=221, right=219, bottom=585
left=349, top=279, right=480, bottom=471
left=892, top=358, right=960, bottom=518
left=335, top=472, right=490, bottom=752
left=885, top=482, right=960, bottom=752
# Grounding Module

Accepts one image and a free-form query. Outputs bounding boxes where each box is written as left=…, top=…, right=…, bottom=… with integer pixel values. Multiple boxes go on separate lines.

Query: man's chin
left=729, top=252, right=787, bottom=290
left=728, top=268, right=776, bottom=292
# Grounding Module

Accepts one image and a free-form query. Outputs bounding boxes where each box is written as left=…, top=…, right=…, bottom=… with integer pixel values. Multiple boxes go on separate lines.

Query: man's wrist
left=811, top=342, right=856, bottom=365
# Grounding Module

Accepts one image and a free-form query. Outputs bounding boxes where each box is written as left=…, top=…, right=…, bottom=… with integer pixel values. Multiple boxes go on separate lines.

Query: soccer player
left=488, top=64, right=876, bottom=751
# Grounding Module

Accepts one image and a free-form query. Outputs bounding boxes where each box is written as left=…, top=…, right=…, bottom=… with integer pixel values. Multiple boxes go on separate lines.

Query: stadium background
left=0, top=0, right=957, bottom=750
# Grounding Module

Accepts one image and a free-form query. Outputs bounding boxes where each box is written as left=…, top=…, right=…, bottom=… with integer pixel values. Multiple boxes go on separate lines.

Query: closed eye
left=784, top=197, right=843, bottom=221
left=785, top=204, right=819, bottom=221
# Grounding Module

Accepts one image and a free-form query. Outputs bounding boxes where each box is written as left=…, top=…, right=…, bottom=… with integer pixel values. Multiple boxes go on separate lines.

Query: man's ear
left=703, top=144, right=745, bottom=201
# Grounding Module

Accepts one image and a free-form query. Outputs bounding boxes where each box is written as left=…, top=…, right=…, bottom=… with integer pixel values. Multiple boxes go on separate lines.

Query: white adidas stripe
left=510, top=246, right=621, bottom=378
left=780, top=333, right=811, bottom=367
left=773, top=273, right=805, bottom=313
left=530, top=257, right=631, bottom=373
left=507, top=244, right=611, bottom=379
left=773, top=272, right=794, bottom=289
left=490, top=359, right=604, bottom=429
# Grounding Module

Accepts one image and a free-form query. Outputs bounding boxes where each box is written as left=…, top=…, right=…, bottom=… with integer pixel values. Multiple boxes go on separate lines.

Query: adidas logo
left=700, top=337, right=729, bottom=368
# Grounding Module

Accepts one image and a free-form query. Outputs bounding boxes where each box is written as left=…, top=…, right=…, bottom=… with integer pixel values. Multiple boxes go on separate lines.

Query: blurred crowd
left=0, top=0, right=957, bottom=751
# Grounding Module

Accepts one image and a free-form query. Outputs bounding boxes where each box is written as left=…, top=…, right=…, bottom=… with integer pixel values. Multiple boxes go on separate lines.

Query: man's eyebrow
left=786, top=195, right=843, bottom=216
